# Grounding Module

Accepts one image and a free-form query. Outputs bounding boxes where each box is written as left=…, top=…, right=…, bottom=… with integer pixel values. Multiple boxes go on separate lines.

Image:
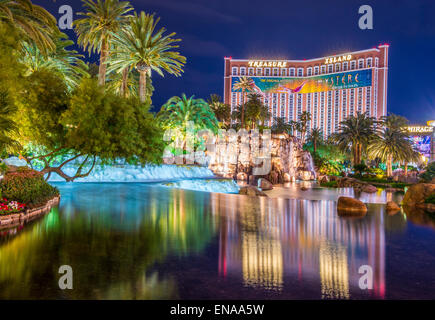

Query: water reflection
left=0, top=182, right=426, bottom=299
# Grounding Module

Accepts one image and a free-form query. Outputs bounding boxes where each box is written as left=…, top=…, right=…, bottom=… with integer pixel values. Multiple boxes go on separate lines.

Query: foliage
left=330, top=112, right=377, bottom=165
left=353, top=163, right=368, bottom=176
left=425, top=193, right=435, bottom=205
left=0, top=168, right=59, bottom=207
left=232, top=93, right=270, bottom=129
left=0, top=0, right=57, bottom=54
left=420, top=161, right=435, bottom=182
left=292, top=111, right=311, bottom=144
left=271, top=117, right=292, bottom=135
left=313, top=152, right=343, bottom=176
left=208, top=94, right=231, bottom=128
left=320, top=181, right=338, bottom=188
left=307, top=128, right=323, bottom=153
left=20, top=32, right=89, bottom=90
left=0, top=161, right=7, bottom=175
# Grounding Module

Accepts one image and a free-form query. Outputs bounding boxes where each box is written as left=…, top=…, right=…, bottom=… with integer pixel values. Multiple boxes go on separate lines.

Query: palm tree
left=293, top=111, right=311, bottom=144
left=21, top=32, right=88, bottom=90
left=106, top=68, right=154, bottom=101
left=271, top=117, right=292, bottom=135
left=108, top=12, right=186, bottom=102
left=232, top=76, right=252, bottom=129
left=208, top=94, right=231, bottom=128
left=0, top=0, right=57, bottom=54
left=307, top=128, right=323, bottom=154
left=331, top=112, right=377, bottom=165
left=158, top=94, right=219, bottom=133
left=368, top=114, right=417, bottom=177
left=74, top=0, right=133, bottom=86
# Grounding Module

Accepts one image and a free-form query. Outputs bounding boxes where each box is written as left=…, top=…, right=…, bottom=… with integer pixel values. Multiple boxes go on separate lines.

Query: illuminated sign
left=248, top=60, right=287, bottom=68
left=427, top=120, right=435, bottom=127
left=231, top=69, right=371, bottom=94
left=324, top=54, right=352, bottom=64
left=405, top=126, right=433, bottom=134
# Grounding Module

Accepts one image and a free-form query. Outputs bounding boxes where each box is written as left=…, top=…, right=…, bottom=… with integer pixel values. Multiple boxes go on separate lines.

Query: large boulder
left=239, top=186, right=268, bottom=197
left=402, top=183, right=435, bottom=207
left=236, top=172, right=248, bottom=181
left=258, top=178, right=273, bottom=190
left=362, top=184, right=377, bottom=193
left=386, top=201, right=401, bottom=213
left=337, top=196, right=367, bottom=216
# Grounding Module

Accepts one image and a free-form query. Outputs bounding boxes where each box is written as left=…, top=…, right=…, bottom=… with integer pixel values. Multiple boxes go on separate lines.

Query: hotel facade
left=224, top=45, right=389, bottom=138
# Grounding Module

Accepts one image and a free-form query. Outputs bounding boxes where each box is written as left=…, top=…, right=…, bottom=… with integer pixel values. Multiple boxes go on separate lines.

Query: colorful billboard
left=231, top=69, right=372, bottom=95
left=409, top=135, right=431, bottom=159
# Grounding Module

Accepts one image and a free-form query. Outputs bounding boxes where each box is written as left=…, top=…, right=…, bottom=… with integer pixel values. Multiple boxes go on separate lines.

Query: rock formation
left=336, top=196, right=367, bottom=216
left=208, top=133, right=316, bottom=183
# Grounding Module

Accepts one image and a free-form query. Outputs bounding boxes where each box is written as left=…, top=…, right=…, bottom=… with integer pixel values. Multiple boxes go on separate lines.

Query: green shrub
left=0, top=168, right=59, bottom=207
left=0, top=162, right=7, bottom=175
left=320, top=181, right=338, bottom=188
left=425, top=193, right=435, bottom=204
left=420, top=162, right=435, bottom=182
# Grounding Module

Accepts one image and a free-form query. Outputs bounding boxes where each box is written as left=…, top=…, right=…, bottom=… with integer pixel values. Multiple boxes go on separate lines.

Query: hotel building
left=224, top=45, right=389, bottom=138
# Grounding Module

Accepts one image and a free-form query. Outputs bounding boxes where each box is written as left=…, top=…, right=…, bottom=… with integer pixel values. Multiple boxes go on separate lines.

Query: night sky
left=34, top=0, right=435, bottom=124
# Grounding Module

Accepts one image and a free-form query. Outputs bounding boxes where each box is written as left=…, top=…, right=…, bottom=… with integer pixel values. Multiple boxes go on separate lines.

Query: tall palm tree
left=293, top=111, right=311, bottom=144
left=21, top=32, right=88, bottom=90
left=271, top=117, right=292, bottom=135
left=0, top=0, right=57, bottom=54
left=331, top=112, right=377, bottom=165
left=368, top=113, right=417, bottom=177
left=0, top=91, right=19, bottom=154
left=106, top=68, right=154, bottom=101
left=307, top=128, right=323, bottom=154
left=232, top=76, right=252, bottom=129
left=74, top=0, right=133, bottom=86
left=108, top=12, right=186, bottom=102
left=208, top=94, right=231, bottom=128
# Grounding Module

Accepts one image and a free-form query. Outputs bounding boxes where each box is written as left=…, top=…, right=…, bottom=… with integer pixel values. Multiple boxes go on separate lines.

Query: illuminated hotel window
left=314, top=66, right=319, bottom=75
left=335, top=64, right=340, bottom=72
left=231, top=93, right=237, bottom=111
left=350, top=89, right=355, bottom=115
left=288, top=94, right=294, bottom=121
left=297, top=68, right=303, bottom=77
left=321, top=65, right=326, bottom=74
left=327, top=91, right=332, bottom=136
left=357, top=88, right=363, bottom=112
left=343, top=62, right=348, bottom=71
left=272, top=93, right=277, bottom=119
left=280, top=93, right=286, bottom=118
left=358, top=59, right=364, bottom=69
left=281, top=68, right=287, bottom=76
left=366, top=87, right=371, bottom=115
left=342, top=90, right=347, bottom=119
left=366, top=58, right=373, bottom=68
left=273, top=68, right=279, bottom=76
left=313, top=92, right=318, bottom=128
left=307, top=67, right=312, bottom=76
left=307, top=93, right=312, bottom=132
left=350, top=61, right=356, bottom=70
left=248, top=67, right=254, bottom=76
left=289, top=68, right=295, bottom=76
left=374, top=70, right=378, bottom=118
left=240, top=67, right=246, bottom=76
left=265, top=68, right=271, bottom=76
left=327, top=64, right=333, bottom=73
left=232, top=67, right=238, bottom=75
left=320, top=92, right=325, bottom=133
left=297, top=94, right=302, bottom=119
left=334, top=91, right=339, bottom=131
left=256, top=68, right=262, bottom=76
left=375, top=57, right=379, bottom=67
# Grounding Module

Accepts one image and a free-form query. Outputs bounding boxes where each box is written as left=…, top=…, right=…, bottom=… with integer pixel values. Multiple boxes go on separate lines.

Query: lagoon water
left=0, top=181, right=435, bottom=299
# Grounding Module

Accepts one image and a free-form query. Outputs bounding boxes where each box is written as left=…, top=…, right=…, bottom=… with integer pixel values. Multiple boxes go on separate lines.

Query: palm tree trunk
left=387, top=155, right=392, bottom=177
left=240, top=89, right=245, bottom=129
left=139, top=70, right=147, bottom=103
left=121, top=68, right=128, bottom=97
left=98, top=38, right=109, bottom=86
left=314, top=140, right=317, bottom=154
left=404, top=162, right=408, bottom=177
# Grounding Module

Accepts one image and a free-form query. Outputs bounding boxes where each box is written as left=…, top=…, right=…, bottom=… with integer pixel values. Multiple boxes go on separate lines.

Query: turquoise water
left=0, top=182, right=434, bottom=299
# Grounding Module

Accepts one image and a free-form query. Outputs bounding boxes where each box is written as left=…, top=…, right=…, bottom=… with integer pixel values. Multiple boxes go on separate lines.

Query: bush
left=0, top=168, right=59, bottom=207
left=320, top=181, right=338, bottom=188
left=420, top=162, right=435, bottom=182
left=425, top=193, right=435, bottom=204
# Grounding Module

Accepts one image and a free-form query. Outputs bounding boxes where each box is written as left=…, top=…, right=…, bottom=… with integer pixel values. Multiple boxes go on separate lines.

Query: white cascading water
left=2, top=157, right=240, bottom=194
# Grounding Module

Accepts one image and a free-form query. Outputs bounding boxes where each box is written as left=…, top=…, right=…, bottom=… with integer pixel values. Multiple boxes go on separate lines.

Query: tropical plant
left=108, top=12, right=186, bottom=102
left=232, top=93, right=269, bottom=129
left=331, top=112, right=377, bottom=165
left=74, top=0, right=133, bottom=86
left=368, top=114, right=416, bottom=177
left=292, top=111, right=311, bottom=144
left=0, top=92, right=19, bottom=154
left=208, top=94, right=231, bottom=128
left=232, top=76, right=253, bottom=129
left=307, top=128, right=323, bottom=154
left=419, top=161, right=435, bottom=182
left=106, top=68, right=154, bottom=103
left=0, top=0, right=57, bottom=54
left=21, top=32, right=89, bottom=90
left=271, top=117, right=292, bottom=135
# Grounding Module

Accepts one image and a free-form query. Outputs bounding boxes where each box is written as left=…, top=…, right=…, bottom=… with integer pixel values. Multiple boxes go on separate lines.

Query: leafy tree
left=420, top=161, right=435, bottom=182
left=21, top=32, right=89, bottom=90
left=74, top=0, right=133, bottom=86
left=331, top=112, right=377, bottom=165
left=232, top=93, right=269, bottom=129
left=108, top=12, right=186, bottom=102
left=207, top=94, right=231, bottom=129
left=18, top=72, right=164, bottom=181
left=232, top=76, right=253, bottom=128
left=0, top=0, right=57, bottom=54
left=271, top=117, right=292, bottom=135
left=106, top=68, right=154, bottom=103
left=292, top=111, right=311, bottom=144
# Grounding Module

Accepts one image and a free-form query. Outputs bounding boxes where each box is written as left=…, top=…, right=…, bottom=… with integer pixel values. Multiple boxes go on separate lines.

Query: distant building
left=224, top=45, right=389, bottom=138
